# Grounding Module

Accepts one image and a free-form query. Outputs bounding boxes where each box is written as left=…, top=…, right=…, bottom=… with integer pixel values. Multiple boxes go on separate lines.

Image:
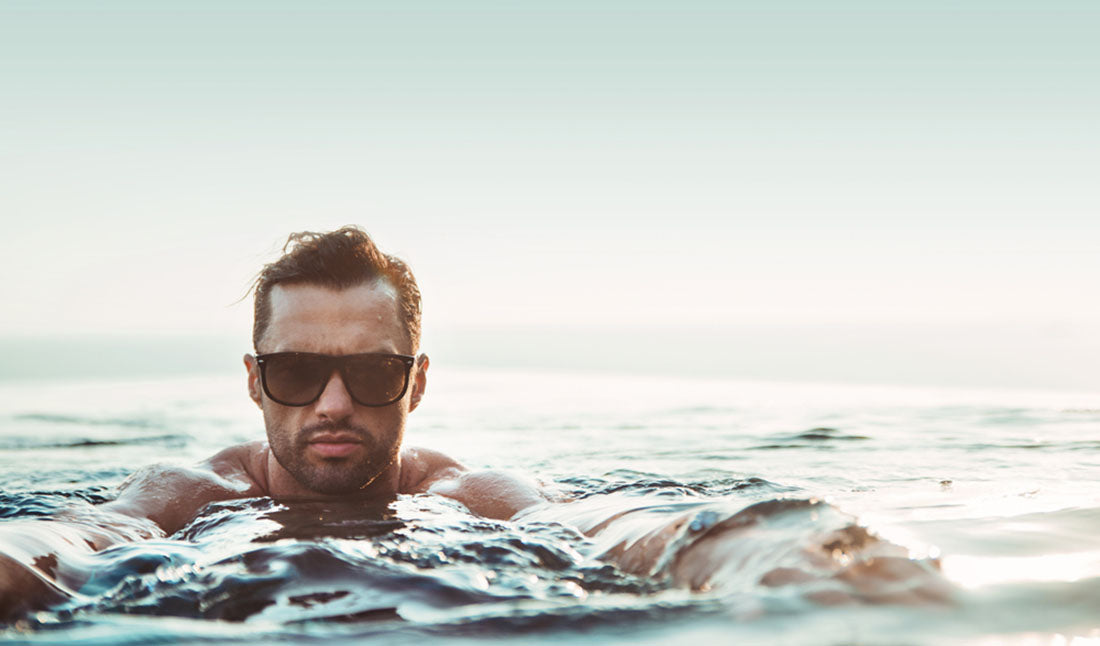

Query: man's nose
left=314, top=370, right=355, bottom=419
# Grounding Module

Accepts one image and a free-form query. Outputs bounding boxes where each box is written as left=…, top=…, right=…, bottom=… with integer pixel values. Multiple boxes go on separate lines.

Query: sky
left=2, top=2, right=1098, bottom=390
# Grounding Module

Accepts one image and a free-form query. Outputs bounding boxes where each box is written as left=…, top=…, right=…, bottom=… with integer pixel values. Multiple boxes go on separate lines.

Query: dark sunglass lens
left=344, top=356, right=408, bottom=405
left=264, top=355, right=329, bottom=405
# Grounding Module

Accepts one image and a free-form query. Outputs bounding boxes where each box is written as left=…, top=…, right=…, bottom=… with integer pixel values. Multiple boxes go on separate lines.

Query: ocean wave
left=0, top=434, right=190, bottom=451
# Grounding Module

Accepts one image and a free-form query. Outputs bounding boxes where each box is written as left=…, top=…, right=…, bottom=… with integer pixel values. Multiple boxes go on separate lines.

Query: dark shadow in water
left=257, top=498, right=405, bottom=543
left=74, top=542, right=502, bottom=623
left=0, top=488, right=113, bottom=518
left=0, top=435, right=191, bottom=450
left=172, top=497, right=407, bottom=544
left=749, top=426, right=872, bottom=451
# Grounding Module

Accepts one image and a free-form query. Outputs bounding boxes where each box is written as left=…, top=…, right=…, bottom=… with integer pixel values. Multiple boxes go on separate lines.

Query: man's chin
left=272, top=439, right=399, bottom=497
left=300, top=475, right=375, bottom=496
left=294, top=463, right=388, bottom=497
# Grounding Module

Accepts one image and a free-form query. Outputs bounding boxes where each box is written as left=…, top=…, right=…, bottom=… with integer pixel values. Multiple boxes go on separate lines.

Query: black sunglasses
left=254, top=352, right=416, bottom=407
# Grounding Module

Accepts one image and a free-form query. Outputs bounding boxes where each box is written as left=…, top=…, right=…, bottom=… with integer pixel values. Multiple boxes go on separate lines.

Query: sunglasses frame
left=254, top=351, right=416, bottom=408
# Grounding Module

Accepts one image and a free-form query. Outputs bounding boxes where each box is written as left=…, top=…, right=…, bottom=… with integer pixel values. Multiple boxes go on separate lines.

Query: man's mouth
left=306, top=431, right=363, bottom=459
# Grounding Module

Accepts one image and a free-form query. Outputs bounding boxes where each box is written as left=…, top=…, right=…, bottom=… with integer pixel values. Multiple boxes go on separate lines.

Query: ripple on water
left=0, top=488, right=114, bottom=519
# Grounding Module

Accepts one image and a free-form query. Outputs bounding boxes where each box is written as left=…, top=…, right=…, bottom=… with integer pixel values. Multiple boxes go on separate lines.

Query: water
left=1, top=367, right=1098, bottom=644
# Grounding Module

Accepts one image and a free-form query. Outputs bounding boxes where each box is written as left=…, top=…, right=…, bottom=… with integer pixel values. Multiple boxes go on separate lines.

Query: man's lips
left=306, top=432, right=363, bottom=458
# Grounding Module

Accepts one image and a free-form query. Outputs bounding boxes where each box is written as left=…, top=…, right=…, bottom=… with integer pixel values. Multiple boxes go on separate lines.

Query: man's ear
left=409, top=354, right=429, bottom=412
left=243, top=354, right=263, bottom=408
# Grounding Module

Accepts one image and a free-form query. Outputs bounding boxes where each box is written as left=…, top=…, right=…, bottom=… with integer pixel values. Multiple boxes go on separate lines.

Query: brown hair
left=251, top=226, right=422, bottom=352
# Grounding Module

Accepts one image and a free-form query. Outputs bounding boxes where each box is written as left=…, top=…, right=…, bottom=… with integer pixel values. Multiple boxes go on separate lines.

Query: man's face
left=244, top=281, right=426, bottom=495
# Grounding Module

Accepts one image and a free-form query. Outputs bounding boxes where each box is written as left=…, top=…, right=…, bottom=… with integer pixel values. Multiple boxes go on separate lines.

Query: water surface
left=1, top=368, right=1098, bottom=644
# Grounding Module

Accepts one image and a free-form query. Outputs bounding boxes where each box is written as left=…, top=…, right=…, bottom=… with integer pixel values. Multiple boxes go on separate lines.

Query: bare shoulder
left=102, top=441, right=267, bottom=534
left=199, top=440, right=269, bottom=483
left=398, top=446, right=466, bottom=493
left=400, top=446, right=549, bottom=521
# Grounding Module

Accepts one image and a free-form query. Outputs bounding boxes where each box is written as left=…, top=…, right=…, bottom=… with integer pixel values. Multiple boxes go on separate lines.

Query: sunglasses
left=254, top=352, right=416, bottom=407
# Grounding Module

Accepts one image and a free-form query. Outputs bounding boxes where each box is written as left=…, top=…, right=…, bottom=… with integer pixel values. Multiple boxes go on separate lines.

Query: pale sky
left=2, top=2, right=1098, bottom=389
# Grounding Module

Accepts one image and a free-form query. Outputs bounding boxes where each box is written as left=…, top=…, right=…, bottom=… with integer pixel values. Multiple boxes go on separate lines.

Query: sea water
left=0, top=366, right=1098, bottom=645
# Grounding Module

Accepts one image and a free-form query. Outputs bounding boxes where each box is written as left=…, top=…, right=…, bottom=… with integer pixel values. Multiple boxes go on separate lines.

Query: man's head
left=244, top=227, right=428, bottom=496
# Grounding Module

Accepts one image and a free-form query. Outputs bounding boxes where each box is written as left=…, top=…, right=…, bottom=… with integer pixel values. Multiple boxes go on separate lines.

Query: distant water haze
left=2, top=321, right=1096, bottom=393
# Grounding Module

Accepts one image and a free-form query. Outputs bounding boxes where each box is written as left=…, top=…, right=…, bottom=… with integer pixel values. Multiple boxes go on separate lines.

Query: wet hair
left=251, top=226, right=422, bottom=352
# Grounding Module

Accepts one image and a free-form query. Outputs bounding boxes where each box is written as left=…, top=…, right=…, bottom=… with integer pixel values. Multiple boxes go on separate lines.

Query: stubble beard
left=266, top=417, right=401, bottom=496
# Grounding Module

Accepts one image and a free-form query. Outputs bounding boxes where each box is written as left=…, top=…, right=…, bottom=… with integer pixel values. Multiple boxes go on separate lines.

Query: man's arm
left=0, top=443, right=263, bottom=620
left=0, top=500, right=165, bottom=621
left=517, top=496, right=954, bottom=605
left=397, top=447, right=948, bottom=603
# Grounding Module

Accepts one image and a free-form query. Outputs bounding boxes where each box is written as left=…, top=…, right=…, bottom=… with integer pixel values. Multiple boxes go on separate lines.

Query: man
left=104, top=226, right=549, bottom=528
left=0, top=227, right=548, bottom=618
left=0, top=226, right=948, bottom=620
